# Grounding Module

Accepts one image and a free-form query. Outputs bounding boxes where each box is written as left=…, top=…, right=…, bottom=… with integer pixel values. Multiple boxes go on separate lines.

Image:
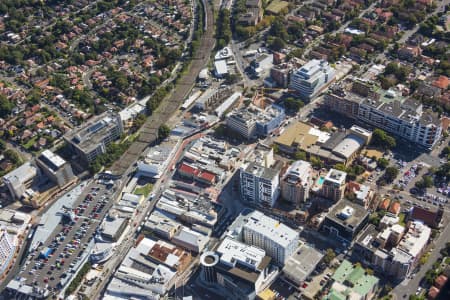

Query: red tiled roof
left=379, top=198, right=390, bottom=210
left=427, top=286, right=440, bottom=300
left=432, top=76, right=450, bottom=90
left=411, top=206, right=440, bottom=227
left=179, top=163, right=198, bottom=176
left=389, top=202, right=401, bottom=215
left=435, top=275, right=448, bottom=289
left=198, top=171, right=215, bottom=183
left=347, top=181, right=361, bottom=192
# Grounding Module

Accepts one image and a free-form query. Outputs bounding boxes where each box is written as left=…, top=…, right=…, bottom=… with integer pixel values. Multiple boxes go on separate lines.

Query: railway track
left=110, top=0, right=215, bottom=175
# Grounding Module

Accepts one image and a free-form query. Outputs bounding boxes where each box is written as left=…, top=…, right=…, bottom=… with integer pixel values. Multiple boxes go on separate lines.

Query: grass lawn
left=266, top=0, right=289, bottom=14
left=398, top=212, right=406, bottom=226
left=22, top=136, right=38, bottom=150
left=134, top=183, right=153, bottom=197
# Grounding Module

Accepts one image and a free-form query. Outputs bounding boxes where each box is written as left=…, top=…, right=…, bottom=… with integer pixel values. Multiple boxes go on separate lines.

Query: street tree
left=158, top=124, right=171, bottom=140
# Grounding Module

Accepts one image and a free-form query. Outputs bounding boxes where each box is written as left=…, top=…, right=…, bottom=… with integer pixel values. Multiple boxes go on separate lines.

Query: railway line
left=110, top=0, right=215, bottom=175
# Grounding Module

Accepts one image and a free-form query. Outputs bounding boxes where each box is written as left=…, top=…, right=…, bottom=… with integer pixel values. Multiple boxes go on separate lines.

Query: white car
left=416, top=287, right=422, bottom=295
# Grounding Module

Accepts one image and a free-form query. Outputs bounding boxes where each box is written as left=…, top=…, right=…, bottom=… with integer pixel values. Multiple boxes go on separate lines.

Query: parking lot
left=17, top=181, right=118, bottom=293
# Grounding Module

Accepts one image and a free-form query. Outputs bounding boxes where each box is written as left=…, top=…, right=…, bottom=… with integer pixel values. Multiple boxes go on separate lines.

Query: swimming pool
left=317, top=176, right=325, bottom=185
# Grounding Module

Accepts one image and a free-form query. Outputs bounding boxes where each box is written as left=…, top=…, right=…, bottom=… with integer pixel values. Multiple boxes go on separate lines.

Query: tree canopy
left=284, top=97, right=304, bottom=112
left=0, top=94, right=14, bottom=118
left=384, top=166, right=399, bottom=183
left=158, top=124, right=171, bottom=140
left=371, top=129, right=396, bottom=150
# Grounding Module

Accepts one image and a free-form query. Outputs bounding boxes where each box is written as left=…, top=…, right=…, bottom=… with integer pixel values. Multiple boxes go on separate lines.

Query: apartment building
left=238, top=0, right=263, bottom=26
left=36, top=150, right=74, bottom=187
left=64, top=112, right=124, bottom=164
left=241, top=210, right=299, bottom=265
left=240, top=162, right=281, bottom=207
left=226, top=104, right=285, bottom=139
left=321, top=168, right=347, bottom=202
left=289, top=59, right=336, bottom=100
left=324, top=79, right=442, bottom=149
left=280, top=160, right=312, bottom=206
left=354, top=221, right=431, bottom=280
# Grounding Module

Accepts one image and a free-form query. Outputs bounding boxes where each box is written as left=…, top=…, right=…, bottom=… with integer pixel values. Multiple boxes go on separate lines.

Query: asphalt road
left=393, top=219, right=450, bottom=299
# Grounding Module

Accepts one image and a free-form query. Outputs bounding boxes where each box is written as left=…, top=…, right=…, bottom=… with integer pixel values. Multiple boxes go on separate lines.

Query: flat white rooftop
left=243, top=210, right=298, bottom=248
left=217, top=237, right=266, bottom=269
left=324, top=168, right=347, bottom=185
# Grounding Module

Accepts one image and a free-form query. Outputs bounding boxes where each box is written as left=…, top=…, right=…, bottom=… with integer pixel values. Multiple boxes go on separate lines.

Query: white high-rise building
left=240, top=162, right=281, bottom=207
left=289, top=59, right=335, bottom=100
left=242, top=211, right=298, bottom=265
left=281, top=160, right=312, bottom=205
left=36, top=150, right=74, bottom=187
left=321, top=168, right=347, bottom=202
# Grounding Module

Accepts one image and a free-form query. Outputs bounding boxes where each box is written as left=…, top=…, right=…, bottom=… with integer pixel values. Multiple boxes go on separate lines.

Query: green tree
left=333, top=163, right=347, bottom=171
left=158, top=124, right=171, bottom=140
left=377, top=157, right=389, bottom=169
left=294, top=150, right=307, bottom=161
left=323, top=248, right=336, bottom=264
left=310, top=156, right=324, bottom=169
left=284, top=97, right=304, bottom=112
left=384, top=166, right=399, bottom=183
left=268, top=37, right=286, bottom=51
left=0, top=94, right=14, bottom=118
left=371, top=129, right=396, bottom=150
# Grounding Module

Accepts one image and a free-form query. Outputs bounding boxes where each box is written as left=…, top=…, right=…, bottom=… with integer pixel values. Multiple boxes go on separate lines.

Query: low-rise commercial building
left=137, top=139, right=179, bottom=178
left=324, top=260, right=379, bottom=300
left=64, top=112, right=124, bottom=164
left=3, top=162, right=38, bottom=200
left=105, top=238, right=177, bottom=299
left=99, top=214, right=128, bottom=242
left=146, top=239, right=192, bottom=273
left=177, top=162, right=218, bottom=186
left=156, top=190, right=219, bottom=228
left=144, top=210, right=182, bottom=240
left=409, top=206, right=443, bottom=228
left=282, top=243, right=324, bottom=286
left=274, top=121, right=331, bottom=155
left=172, top=226, right=208, bottom=253
left=321, top=199, right=369, bottom=243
